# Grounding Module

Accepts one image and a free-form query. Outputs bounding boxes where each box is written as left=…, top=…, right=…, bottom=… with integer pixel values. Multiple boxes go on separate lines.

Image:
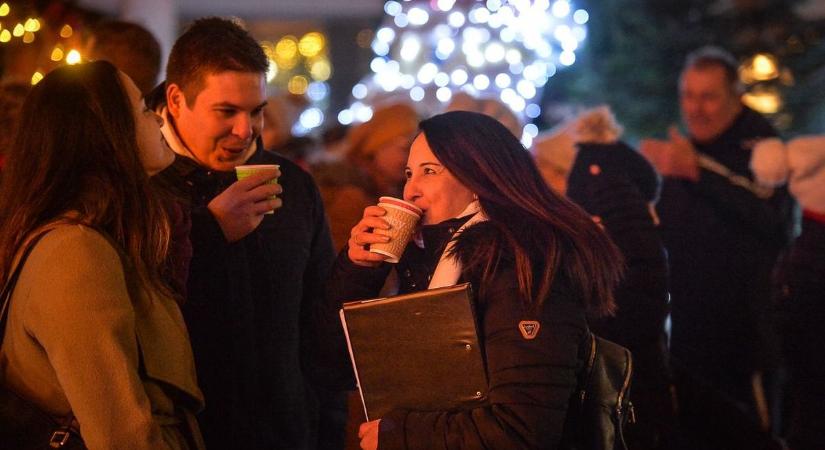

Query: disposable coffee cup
left=369, top=196, right=422, bottom=263
left=235, top=164, right=280, bottom=215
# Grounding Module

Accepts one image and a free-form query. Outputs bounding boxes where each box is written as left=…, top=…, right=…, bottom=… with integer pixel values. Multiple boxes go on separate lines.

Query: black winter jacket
left=329, top=217, right=589, bottom=449
left=657, top=107, right=796, bottom=381
left=161, top=147, right=352, bottom=449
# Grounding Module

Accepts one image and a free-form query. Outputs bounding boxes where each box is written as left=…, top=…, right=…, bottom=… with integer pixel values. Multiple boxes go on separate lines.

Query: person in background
left=146, top=17, right=352, bottom=449
left=261, top=91, right=315, bottom=169
left=312, top=103, right=418, bottom=251
left=85, top=20, right=162, bottom=95
left=534, top=106, right=675, bottom=450
left=0, top=81, right=30, bottom=170
left=0, top=61, right=203, bottom=449
left=640, top=46, right=796, bottom=448
left=329, top=111, right=623, bottom=449
left=752, top=136, right=825, bottom=450
left=445, top=92, right=523, bottom=139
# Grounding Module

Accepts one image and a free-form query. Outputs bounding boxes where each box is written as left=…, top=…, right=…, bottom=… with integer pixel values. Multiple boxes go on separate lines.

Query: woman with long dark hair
left=329, top=111, right=623, bottom=449
left=0, top=61, right=204, bottom=449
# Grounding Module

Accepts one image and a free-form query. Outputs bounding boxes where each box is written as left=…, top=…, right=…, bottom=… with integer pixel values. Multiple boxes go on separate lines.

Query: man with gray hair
left=641, top=46, right=795, bottom=447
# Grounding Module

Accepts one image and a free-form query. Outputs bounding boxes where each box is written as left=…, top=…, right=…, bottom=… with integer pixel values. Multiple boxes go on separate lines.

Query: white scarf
left=427, top=201, right=488, bottom=289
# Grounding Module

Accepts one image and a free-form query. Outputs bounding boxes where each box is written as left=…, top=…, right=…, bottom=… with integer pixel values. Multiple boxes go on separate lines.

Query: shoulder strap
left=0, top=230, right=53, bottom=348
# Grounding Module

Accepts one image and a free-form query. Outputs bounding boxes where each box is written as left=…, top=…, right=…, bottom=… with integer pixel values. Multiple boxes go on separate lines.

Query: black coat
left=164, top=146, right=351, bottom=449
left=328, top=218, right=589, bottom=449
left=657, top=107, right=796, bottom=394
left=566, top=143, right=674, bottom=447
left=774, top=216, right=825, bottom=450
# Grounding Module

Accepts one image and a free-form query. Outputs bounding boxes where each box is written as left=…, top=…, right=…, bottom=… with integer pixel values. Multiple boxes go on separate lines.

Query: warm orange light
left=66, top=49, right=82, bottom=65
left=298, top=32, right=325, bottom=58
left=309, top=58, right=331, bottom=81
left=288, top=75, right=309, bottom=94
left=739, top=53, right=780, bottom=84
left=742, top=88, right=782, bottom=114
left=59, top=24, right=73, bottom=38
left=51, top=46, right=64, bottom=61
left=24, top=18, right=40, bottom=32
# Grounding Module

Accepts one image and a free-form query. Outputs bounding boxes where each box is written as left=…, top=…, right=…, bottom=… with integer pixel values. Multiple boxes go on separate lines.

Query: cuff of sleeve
left=335, top=246, right=391, bottom=278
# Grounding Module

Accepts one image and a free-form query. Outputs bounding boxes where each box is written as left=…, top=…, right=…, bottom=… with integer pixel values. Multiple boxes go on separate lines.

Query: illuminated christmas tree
left=339, top=0, right=590, bottom=146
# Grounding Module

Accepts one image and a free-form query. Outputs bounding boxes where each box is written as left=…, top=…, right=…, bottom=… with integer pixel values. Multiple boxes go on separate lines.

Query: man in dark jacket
left=148, top=17, right=352, bottom=449
left=641, top=46, right=795, bottom=447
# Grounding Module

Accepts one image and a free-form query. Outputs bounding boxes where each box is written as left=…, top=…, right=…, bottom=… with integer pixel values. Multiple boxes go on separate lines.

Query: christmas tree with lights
left=339, top=0, right=590, bottom=146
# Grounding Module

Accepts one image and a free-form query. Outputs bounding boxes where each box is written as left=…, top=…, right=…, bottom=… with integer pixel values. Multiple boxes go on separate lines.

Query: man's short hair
left=683, top=46, right=743, bottom=94
left=88, top=20, right=161, bottom=94
left=166, top=17, right=269, bottom=105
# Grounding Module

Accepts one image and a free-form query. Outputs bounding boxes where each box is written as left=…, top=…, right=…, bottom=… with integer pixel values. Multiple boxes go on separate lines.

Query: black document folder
left=340, top=283, right=488, bottom=420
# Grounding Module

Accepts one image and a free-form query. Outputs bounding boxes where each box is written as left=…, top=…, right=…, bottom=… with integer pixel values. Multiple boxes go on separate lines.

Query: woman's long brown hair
left=0, top=61, right=171, bottom=301
left=419, top=111, right=623, bottom=317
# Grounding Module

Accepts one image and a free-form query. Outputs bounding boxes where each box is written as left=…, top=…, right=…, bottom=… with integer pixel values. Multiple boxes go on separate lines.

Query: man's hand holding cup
left=209, top=164, right=282, bottom=243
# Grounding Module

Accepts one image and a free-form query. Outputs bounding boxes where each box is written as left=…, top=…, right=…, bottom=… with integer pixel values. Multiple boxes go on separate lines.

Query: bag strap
left=0, top=230, right=53, bottom=347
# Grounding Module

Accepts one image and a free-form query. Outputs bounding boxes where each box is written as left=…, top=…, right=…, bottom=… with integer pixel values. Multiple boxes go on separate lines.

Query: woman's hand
left=348, top=206, right=392, bottom=267
left=358, top=419, right=381, bottom=450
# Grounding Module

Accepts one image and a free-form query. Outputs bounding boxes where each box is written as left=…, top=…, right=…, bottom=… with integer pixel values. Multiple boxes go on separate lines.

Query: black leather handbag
left=0, top=232, right=86, bottom=449
left=560, top=332, right=635, bottom=450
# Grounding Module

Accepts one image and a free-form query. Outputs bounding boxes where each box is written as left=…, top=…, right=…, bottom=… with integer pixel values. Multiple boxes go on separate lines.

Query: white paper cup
left=369, top=196, right=422, bottom=263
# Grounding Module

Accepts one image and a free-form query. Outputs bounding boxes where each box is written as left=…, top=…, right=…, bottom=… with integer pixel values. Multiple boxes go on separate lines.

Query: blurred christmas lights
left=341, top=0, right=589, bottom=146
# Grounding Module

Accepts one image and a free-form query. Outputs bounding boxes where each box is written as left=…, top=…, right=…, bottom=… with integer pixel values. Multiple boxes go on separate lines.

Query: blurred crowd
left=0, top=15, right=823, bottom=450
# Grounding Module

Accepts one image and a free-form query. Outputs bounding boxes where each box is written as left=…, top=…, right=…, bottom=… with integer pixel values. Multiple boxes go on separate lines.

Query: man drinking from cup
left=147, top=17, right=352, bottom=450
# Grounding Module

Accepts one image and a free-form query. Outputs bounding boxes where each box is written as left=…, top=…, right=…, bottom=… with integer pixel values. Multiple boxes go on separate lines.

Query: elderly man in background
left=641, top=46, right=795, bottom=448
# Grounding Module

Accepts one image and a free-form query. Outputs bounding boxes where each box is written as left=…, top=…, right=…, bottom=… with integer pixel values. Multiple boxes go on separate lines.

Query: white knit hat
left=532, top=105, right=623, bottom=175
left=751, top=135, right=825, bottom=214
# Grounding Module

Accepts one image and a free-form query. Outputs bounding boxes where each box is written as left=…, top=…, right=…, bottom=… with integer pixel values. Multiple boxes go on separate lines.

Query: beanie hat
left=532, top=105, right=623, bottom=176
left=347, top=103, right=419, bottom=162
left=752, top=135, right=825, bottom=213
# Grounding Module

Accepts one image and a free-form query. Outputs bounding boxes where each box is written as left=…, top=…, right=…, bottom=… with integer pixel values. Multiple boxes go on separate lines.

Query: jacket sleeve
left=22, top=227, right=169, bottom=450
left=299, top=172, right=357, bottom=392
left=690, top=155, right=796, bottom=246
left=377, top=267, right=586, bottom=450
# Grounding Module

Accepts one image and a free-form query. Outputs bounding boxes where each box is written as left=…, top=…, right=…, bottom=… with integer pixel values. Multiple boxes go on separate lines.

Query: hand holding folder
left=339, top=283, right=488, bottom=420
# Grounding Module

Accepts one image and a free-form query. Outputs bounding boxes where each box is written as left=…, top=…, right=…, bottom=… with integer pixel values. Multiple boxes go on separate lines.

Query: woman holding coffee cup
left=328, top=111, right=623, bottom=449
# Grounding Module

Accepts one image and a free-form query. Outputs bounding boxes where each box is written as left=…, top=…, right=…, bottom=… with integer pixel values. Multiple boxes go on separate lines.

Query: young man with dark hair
left=147, top=17, right=352, bottom=449
left=641, top=46, right=795, bottom=447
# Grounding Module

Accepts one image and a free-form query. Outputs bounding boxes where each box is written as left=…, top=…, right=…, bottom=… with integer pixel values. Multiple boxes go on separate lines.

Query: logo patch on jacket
left=518, top=320, right=541, bottom=340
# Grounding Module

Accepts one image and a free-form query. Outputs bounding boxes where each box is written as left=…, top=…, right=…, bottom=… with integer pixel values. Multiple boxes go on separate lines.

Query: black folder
left=339, top=283, right=488, bottom=420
